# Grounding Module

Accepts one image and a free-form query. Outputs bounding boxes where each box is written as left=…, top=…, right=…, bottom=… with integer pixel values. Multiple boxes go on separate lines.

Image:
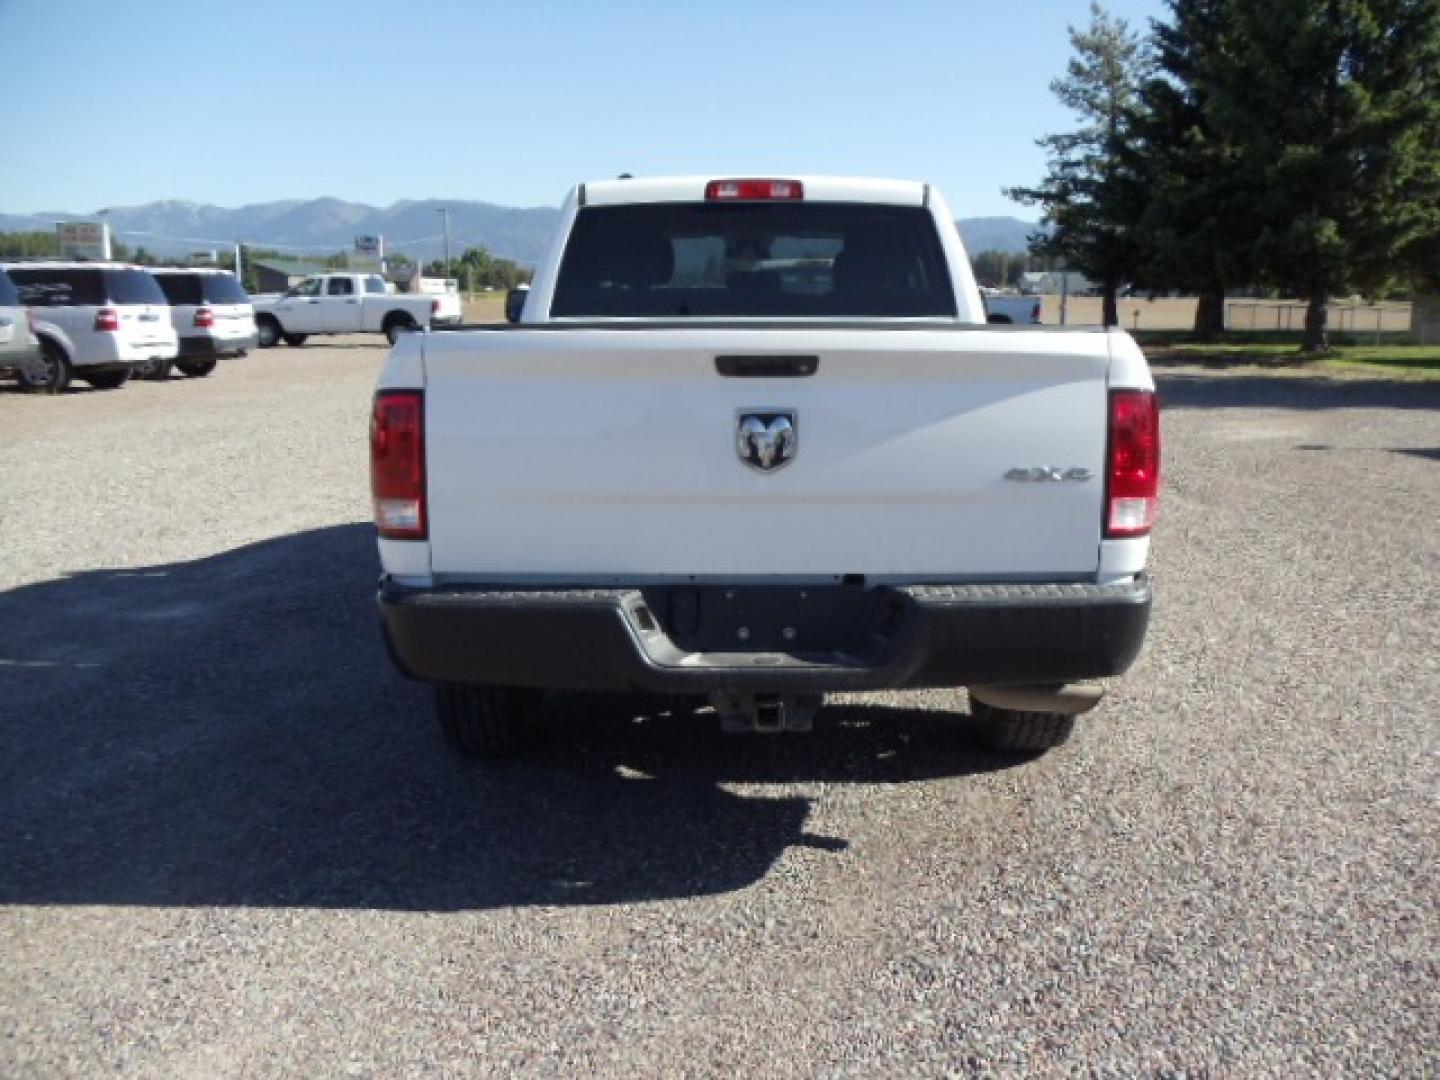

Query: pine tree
left=1136, top=0, right=1257, bottom=339
left=1203, top=0, right=1440, bottom=351
left=1007, top=3, right=1153, bottom=327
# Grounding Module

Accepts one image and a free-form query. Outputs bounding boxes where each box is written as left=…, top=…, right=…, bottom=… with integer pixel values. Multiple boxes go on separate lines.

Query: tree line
left=0, top=231, right=531, bottom=295
left=425, top=247, right=530, bottom=291
left=1008, top=0, right=1440, bottom=350
left=968, top=250, right=1063, bottom=289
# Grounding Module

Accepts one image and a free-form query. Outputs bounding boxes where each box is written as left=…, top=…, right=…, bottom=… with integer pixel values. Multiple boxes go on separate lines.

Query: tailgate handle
left=715, top=354, right=819, bottom=378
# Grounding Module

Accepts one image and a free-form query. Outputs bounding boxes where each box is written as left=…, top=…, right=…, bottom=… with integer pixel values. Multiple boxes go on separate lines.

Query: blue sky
left=0, top=0, right=1169, bottom=217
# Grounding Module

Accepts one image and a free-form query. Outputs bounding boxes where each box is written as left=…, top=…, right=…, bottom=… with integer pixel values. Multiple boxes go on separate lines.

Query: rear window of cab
left=551, top=202, right=956, bottom=318
left=9, top=267, right=167, bottom=307
left=202, top=274, right=249, bottom=304
left=105, top=269, right=168, bottom=306
left=11, top=268, right=106, bottom=306
left=155, top=274, right=204, bottom=305
left=152, top=273, right=248, bottom=305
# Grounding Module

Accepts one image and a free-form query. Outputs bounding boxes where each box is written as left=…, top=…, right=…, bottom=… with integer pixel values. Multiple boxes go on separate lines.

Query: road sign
left=57, top=221, right=111, bottom=260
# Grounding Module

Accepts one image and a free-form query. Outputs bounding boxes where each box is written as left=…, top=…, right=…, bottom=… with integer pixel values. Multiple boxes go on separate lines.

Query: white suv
left=149, top=268, right=258, bottom=379
left=0, top=268, right=44, bottom=386
left=2, top=261, right=178, bottom=393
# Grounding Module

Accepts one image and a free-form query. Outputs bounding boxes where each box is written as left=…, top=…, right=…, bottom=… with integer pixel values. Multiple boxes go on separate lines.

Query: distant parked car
left=251, top=272, right=462, bottom=348
left=0, top=267, right=44, bottom=389
left=148, top=268, right=258, bottom=378
left=1, top=261, right=177, bottom=393
left=979, top=288, right=1042, bottom=324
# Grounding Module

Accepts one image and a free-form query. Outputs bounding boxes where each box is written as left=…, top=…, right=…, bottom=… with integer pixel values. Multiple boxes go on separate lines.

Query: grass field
left=461, top=292, right=508, bottom=323
left=1144, top=342, right=1440, bottom=380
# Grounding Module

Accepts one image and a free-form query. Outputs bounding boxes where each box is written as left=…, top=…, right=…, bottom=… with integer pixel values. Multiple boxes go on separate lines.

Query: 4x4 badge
left=736, top=411, right=797, bottom=472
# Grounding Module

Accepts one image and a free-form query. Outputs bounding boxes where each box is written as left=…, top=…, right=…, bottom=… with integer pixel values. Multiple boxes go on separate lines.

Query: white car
left=251, top=273, right=462, bottom=348
left=0, top=267, right=44, bottom=388
left=2, top=261, right=178, bottom=393
left=374, top=176, right=1159, bottom=758
left=980, top=287, right=1042, bottom=324
left=148, top=268, right=258, bottom=379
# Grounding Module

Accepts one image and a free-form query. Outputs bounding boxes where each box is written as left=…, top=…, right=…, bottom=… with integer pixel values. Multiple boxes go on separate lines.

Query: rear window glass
left=551, top=202, right=956, bottom=318
left=202, top=273, right=249, bottom=303
left=106, top=269, right=168, bottom=306
left=0, top=270, right=18, bottom=307
left=155, top=274, right=204, bottom=305
left=10, top=268, right=106, bottom=307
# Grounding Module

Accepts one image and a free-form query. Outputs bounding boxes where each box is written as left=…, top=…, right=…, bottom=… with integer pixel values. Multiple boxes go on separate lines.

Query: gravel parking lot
left=2, top=341, right=1437, bottom=1075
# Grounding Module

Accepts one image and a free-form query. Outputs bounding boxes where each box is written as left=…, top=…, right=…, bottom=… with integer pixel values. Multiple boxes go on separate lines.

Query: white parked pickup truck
left=252, top=272, right=461, bottom=348
left=980, top=287, right=1042, bottom=325
left=373, top=176, right=1159, bottom=758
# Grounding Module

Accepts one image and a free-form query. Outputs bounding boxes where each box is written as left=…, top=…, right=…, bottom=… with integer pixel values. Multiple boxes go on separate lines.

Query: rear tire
left=133, top=356, right=172, bottom=381
left=384, top=314, right=416, bottom=346
left=435, top=684, right=545, bottom=758
left=282, top=333, right=308, bottom=347
left=83, top=369, right=130, bottom=389
left=177, top=357, right=218, bottom=377
left=256, top=317, right=280, bottom=348
left=22, top=340, right=71, bottom=394
left=971, top=700, right=1075, bottom=753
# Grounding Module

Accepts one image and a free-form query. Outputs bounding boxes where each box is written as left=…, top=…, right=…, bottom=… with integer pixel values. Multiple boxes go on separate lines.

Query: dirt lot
left=1, top=341, right=1437, bottom=1074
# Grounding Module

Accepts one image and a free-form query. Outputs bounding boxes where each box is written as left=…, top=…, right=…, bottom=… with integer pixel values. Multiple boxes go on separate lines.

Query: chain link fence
left=1225, top=300, right=1412, bottom=338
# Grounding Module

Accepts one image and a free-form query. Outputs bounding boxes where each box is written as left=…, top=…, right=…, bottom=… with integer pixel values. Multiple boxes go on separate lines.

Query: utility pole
left=234, top=242, right=243, bottom=282
left=437, top=207, right=451, bottom=280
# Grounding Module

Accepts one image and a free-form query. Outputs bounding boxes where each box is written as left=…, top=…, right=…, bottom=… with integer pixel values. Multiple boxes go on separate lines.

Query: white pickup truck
left=252, top=272, right=461, bottom=348
left=980, top=287, right=1042, bottom=325
left=373, top=176, right=1159, bottom=758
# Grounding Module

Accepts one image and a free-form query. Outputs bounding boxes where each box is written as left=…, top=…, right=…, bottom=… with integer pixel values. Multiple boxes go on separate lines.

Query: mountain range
left=0, top=198, right=1039, bottom=264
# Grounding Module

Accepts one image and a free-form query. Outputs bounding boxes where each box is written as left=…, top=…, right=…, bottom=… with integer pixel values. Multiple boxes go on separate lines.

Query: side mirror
left=987, top=312, right=1013, bottom=324
left=505, top=286, right=529, bottom=324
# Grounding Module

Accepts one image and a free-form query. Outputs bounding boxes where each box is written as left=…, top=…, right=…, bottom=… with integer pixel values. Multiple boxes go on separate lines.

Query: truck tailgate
left=419, top=327, right=1113, bottom=579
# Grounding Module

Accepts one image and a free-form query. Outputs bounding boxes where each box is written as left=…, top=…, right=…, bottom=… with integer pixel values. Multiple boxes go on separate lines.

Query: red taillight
left=94, top=307, right=119, bottom=332
left=194, top=307, right=214, bottom=328
left=1106, top=390, right=1160, bottom=538
left=705, top=178, right=804, bottom=201
left=371, top=390, right=426, bottom=540
left=430, top=299, right=440, bottom=316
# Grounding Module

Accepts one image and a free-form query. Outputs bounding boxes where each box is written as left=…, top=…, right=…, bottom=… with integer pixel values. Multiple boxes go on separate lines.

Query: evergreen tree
left=1007, top=3, right=1153, bottom=326
left=1399, top=4, right=1440, bottom=295
left=1204, top=0, right=1440, bottom=351
left=1136, top=0, right=1257, bottom=338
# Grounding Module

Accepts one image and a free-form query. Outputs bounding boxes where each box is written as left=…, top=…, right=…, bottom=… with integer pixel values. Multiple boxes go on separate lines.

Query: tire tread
left=26, top=340, right=72, bottom=395
left=972, top=700, right=1075, bottom=752
left=177, top=358, right=218, bottom=377
left=435, top=684, right=543, bottom=758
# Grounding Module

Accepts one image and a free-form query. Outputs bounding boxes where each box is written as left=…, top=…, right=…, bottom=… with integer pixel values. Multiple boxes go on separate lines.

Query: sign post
left=56, top=221, right=111, bottom=260
left=351, top=235, right=384, bottom=273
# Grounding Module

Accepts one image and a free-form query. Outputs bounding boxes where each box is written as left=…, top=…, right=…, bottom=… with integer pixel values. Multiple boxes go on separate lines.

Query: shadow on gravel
left=1390, top=447, right=1440, bottom=462
left=0, top=525, right=1018, bottom=911
left=277, top=343, right=385, bottom=351
left=1155, top=372, right=1440, bottom=411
